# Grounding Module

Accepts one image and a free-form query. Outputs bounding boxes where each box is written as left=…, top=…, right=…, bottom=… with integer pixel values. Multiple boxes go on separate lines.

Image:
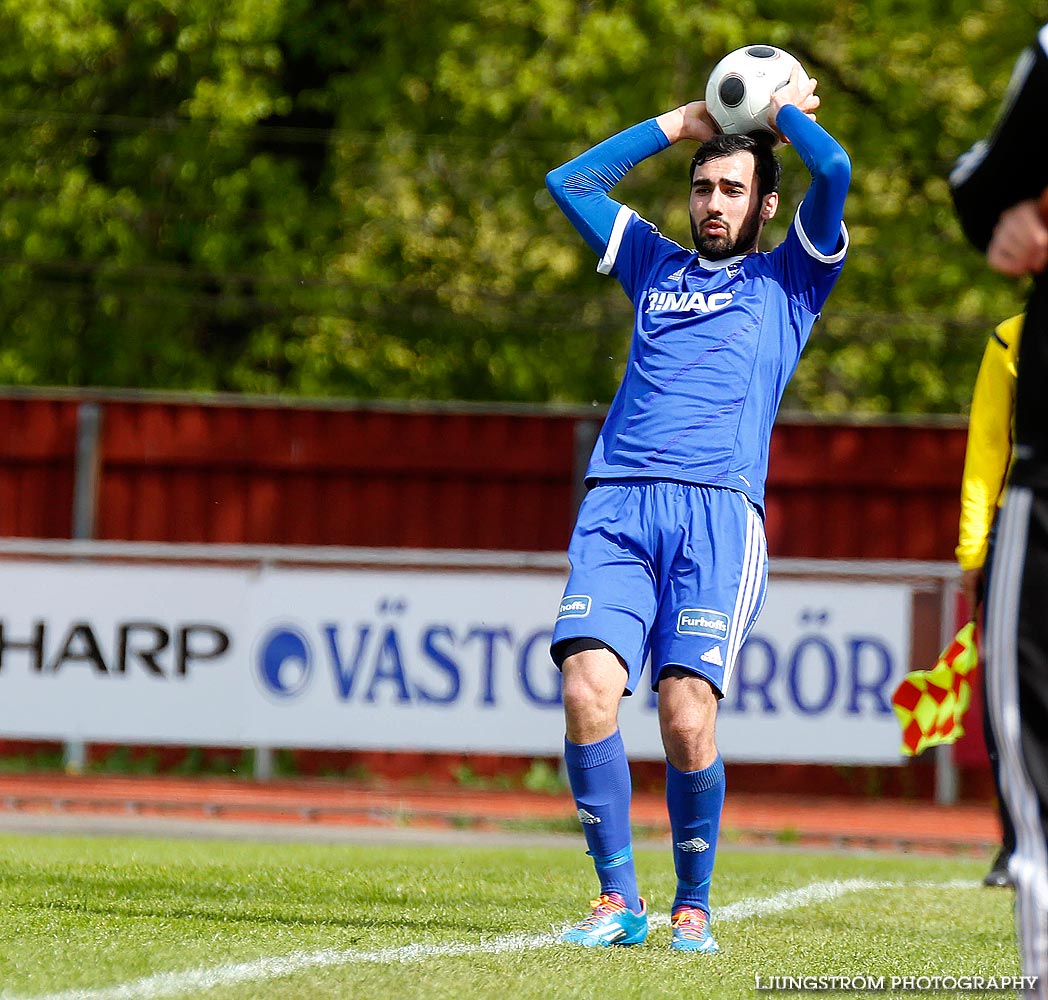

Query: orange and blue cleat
left=560, top=893, right=648, bottom=947
left=670, top=905, right=720, bottom=953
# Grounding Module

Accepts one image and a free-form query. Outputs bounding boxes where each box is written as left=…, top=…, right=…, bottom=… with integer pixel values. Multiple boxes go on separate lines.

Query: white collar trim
left=694, top=252, right=748, bottom=270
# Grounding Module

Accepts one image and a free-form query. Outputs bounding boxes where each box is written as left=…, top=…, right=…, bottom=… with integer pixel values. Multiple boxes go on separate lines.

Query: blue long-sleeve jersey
left=547, top=106, right=850, bottom=513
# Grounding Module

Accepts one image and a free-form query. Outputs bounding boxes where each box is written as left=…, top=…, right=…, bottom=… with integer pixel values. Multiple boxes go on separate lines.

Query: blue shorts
left=551, top=480, right=768, bottom=696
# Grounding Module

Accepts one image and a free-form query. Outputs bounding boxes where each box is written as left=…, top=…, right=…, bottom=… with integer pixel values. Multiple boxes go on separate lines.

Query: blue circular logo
left=256, top=626, right=313, bottom=698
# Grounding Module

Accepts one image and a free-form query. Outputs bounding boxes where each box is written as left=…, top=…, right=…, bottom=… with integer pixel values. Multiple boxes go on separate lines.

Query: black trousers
left=982, top=518, right=1018, bottom=863
left=986, top=485, right=1048, bottom=999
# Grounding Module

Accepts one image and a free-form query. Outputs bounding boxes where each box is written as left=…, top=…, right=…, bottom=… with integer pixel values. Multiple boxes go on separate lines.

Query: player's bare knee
left=661, top=718, right=717, bottom=771
left=660, top=711, right=713, bottom=748
left=562, top=667, right=613, bottom=714
left=562, top=655, right=625, bottom=742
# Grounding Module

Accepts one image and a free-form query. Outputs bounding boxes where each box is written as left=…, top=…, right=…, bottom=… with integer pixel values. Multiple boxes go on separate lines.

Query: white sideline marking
left=7, top=879, right=976, bottom=1000
left=702, top=876, right=975, bottom=925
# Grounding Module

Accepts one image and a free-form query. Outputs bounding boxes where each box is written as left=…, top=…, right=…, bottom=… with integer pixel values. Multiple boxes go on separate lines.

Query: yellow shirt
left=956, top=314, right=1023, bottom=572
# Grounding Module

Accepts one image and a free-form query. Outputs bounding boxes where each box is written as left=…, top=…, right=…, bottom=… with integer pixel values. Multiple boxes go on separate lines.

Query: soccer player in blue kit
left=547, top=66, right=850, bottom=952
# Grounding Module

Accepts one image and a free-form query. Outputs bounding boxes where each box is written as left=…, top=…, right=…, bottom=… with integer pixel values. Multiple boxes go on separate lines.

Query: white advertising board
left=0, top=559, right=913, bottom=764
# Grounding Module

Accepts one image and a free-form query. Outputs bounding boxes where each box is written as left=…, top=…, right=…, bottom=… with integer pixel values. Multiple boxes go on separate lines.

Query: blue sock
left=563, top=730, right=640, bottom=912
left=666, top=754, right=725, bottom=915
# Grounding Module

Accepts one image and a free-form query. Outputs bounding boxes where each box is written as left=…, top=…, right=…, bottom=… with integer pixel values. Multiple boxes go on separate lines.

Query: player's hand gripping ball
left=704, top=44, right=805, bottom=140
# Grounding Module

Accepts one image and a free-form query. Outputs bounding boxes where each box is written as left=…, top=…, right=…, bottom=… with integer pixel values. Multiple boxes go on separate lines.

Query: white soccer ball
left=704, top=44, right=804, bottom=140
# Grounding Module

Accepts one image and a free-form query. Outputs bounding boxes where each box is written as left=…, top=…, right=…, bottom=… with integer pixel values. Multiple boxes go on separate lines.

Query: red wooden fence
left=0, top=390, right=968, bottom=560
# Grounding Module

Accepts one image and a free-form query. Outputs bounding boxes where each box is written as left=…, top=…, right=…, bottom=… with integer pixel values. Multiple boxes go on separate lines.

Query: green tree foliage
left=0, top=0, right=1044, bottom=411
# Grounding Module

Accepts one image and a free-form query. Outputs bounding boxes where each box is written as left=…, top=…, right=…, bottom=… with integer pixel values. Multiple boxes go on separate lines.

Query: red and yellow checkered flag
left=891, top=621, right=978, bottom=756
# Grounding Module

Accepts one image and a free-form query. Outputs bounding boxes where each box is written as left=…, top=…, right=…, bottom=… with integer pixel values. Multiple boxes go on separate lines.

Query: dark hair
left=689, top=133, right=782, bottom=199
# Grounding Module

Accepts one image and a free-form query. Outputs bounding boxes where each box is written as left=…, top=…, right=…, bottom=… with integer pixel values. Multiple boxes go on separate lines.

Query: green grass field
left=0, top=830, right=1022, bottom=1000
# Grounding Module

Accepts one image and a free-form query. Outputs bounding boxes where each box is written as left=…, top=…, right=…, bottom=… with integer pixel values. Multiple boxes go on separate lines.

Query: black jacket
left=951, top=26, right=1048, bottom=486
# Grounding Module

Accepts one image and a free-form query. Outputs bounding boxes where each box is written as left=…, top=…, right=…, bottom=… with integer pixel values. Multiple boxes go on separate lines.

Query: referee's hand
left=987, top=194, right=1048, bottom=276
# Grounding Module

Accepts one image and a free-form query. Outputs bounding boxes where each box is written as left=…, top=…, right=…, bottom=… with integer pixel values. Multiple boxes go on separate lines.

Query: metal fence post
left=254, top=746, right=274, bottom=782
left=72, top=402, right=102, bottom=542
left=571, top=419, right=600, bottom=521
left=65, top=401, right=103, bottom=774
left=934, top=574, right=960, bottom=805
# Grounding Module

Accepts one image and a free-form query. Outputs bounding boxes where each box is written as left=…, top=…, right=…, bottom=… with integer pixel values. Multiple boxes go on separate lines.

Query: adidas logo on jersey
left=700, top=646, right=724, bottom=667
left=577, top=808, right=602, bottom=825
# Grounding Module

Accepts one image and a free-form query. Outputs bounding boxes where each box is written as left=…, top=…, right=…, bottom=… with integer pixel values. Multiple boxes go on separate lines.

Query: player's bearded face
left=689, top=152, right=766, bottom=260
left=691, top=195, right=763, bottom=260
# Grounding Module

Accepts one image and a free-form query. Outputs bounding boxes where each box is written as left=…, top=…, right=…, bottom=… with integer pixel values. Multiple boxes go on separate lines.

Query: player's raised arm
left=545, top=104, right=720, bottom=259
left=545, top=121, right=664, bottom=259
left=653, top=100, right=722, bottom=146
left=769, top=67, right=851, bottom=258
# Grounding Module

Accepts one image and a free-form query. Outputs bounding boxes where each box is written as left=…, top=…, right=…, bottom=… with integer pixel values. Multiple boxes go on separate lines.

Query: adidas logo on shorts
left=700, top=646, right=724, bottom=667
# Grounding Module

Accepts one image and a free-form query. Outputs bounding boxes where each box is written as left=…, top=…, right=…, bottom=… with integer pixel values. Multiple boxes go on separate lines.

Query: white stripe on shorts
left=722, top=501, right=768, bottom=692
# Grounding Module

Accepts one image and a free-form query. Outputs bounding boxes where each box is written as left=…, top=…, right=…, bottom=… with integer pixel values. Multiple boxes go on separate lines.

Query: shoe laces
left=575, top=893, right=627, bottom=929
left=671, top=906, right=709, bottom=940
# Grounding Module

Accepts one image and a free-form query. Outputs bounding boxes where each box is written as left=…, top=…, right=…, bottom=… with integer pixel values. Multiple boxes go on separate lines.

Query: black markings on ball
left=746, top=45, right=777, bottom=58
left=718, top=74, right=746, bottom=108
